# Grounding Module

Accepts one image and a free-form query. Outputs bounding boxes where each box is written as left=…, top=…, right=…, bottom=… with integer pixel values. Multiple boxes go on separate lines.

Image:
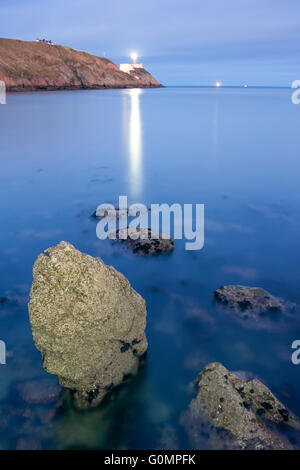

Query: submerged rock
left=16, top=437, right=41, bottom=451
left=17, top=378, right=61, bottom=405
left=110, top=227, right=174, bottom=255
left=214, top=285, right=294, bottom=319
left=183, top=362, right=299, bottom=450
left=28, top=242, right=147, bottom=409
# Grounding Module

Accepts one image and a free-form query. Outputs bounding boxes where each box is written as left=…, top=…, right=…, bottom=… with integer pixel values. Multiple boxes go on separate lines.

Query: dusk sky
left=1, top=0, right=300, bottom=86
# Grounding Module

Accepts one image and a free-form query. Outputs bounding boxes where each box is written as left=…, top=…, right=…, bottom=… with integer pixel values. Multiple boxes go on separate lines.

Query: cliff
left=0, top=38, right=163, bottom=92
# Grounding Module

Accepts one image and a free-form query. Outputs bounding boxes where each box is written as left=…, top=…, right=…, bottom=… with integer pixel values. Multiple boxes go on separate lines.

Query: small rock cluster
left=0, top=376, right=62, bottom=450
left=26, top=242, right=299, bottom=450
left=94, top=206, right=174, bottom=255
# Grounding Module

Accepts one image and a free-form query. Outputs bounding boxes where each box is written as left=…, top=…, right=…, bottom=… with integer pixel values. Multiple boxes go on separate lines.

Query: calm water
left=0, top=87, right=300, bottom=449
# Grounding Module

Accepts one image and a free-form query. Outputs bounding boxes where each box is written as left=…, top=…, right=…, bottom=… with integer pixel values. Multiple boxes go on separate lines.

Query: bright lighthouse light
left=216, top=81, right=221, bottom=87
left=131, top=52, right=138, bottom=62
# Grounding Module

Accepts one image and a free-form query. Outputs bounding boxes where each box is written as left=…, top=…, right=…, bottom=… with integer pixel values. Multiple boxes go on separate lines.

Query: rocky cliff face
left=0, top=38, right=162, bottom=92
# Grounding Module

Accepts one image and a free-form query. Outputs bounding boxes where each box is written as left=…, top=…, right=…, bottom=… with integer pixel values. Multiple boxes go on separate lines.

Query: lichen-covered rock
left=28, top=242, right=147, bottom=409
left=214, top=285, right=294, bottom=318
left=110, top=228, right=174, bottom=255
left=183, top=362, right=299, bottom=450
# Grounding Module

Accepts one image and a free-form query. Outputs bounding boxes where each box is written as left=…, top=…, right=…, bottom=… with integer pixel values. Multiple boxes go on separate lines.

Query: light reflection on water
left=123, top=88, right=143, bottom=200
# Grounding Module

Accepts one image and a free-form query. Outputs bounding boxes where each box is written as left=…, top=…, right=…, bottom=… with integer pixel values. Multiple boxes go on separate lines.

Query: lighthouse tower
left=120, top=54, right=143, bottom=74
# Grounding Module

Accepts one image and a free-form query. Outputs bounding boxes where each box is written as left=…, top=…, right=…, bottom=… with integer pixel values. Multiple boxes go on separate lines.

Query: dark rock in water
left=0, top=296, right=21, bottom=318
left=183, top=362, right=300, bottom=450
left=0, top=297, right=10, bottom=317
left=39, top=401, right=62, bottom=425
left=94, top=206, right=148, bottom=219
left=28, top=241, right=147, bottom=410
left=94, top=207, right=129, bottom=218
left=0, top=296, right=18, bottom=308
left=16, top=437, right=41, bottom=450
left=0, top=405, right=13, bottom=429
left=214, top=285, right=295, bottom=318
left=110, top=227, right=174, bottom=255
left=17, top=378, right=62, bottom=405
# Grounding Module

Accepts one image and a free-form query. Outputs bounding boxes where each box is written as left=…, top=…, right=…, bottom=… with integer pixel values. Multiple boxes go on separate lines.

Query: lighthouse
left=120, top=53, right=143, bottom=74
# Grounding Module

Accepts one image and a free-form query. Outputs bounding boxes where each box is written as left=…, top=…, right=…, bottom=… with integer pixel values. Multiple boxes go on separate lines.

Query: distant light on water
left=215, top=82, right=221, bottom=87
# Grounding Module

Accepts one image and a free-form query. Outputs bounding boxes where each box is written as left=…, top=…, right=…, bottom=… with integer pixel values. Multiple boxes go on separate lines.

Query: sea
left=0, top=86, right=300, bottom=449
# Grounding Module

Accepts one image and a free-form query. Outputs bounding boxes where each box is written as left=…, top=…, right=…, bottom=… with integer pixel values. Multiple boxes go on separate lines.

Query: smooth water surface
left=0, top=87, right=300, bottom=449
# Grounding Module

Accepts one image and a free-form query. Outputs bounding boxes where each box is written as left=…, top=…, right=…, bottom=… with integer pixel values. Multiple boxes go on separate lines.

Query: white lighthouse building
left=120, top=53, right=143, bottom=74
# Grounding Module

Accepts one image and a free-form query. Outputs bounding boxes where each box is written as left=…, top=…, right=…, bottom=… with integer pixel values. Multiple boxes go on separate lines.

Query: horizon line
left=165, top=85, right=293, bottom=89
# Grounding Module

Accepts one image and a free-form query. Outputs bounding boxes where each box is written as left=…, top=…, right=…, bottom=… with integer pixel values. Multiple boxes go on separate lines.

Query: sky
left=1, top=0, right=300, bottom=86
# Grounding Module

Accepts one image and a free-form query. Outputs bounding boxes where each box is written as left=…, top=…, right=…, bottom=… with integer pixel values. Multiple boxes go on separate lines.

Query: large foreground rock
left=28, top=242, right=147, bottom=409
left=183, top=362, right=299, bottom=450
